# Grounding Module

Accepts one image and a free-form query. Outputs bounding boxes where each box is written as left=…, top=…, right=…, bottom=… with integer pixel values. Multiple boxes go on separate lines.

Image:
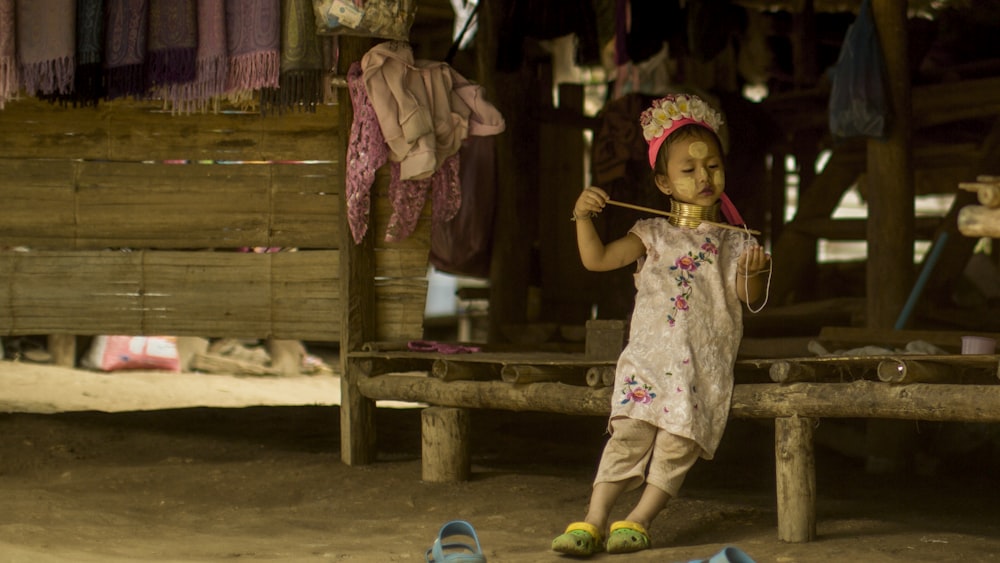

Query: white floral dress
left=610, top=218, right=754, bottom=459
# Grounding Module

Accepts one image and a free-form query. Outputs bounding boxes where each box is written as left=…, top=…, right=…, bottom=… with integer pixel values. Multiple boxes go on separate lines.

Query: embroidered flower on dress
left=620, top=374, right=657, bottom=405
left=666, top=237, right=719, bottom=326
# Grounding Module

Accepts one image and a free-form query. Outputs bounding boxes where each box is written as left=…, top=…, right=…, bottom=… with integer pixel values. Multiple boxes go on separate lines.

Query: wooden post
left=479, top=0, right=537, bottom=342
left=775, top=415, right=816, bottom=542
left=867, top=0, right=914, bottom=329
left=338, top=36, right=379, bottom=466
left=421, top=407, right=471, bottom=482
left=866, top=0, right=915, bottom=473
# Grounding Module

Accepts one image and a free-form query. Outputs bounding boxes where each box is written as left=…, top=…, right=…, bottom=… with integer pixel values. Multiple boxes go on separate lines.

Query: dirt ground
left=1, top=359, right=999, bottom=562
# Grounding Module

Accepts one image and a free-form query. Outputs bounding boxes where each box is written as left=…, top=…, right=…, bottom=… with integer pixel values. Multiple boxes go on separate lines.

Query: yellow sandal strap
left=564, top=521, right=601, bottom=540
left=610, top=520, right=648, bottom=536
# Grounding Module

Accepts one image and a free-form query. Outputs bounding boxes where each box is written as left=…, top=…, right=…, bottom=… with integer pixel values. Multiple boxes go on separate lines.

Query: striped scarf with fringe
left=225, top=0, right=280, bottom=108
left=260, top=0, right=324, bottom=115
left=105, top=0, right=149, bottom=99
left=162, top=0, right=228, bottom=114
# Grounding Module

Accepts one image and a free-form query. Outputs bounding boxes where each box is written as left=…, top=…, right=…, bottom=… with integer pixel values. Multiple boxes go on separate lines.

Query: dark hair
left=653, top=124, right=724, bottom=175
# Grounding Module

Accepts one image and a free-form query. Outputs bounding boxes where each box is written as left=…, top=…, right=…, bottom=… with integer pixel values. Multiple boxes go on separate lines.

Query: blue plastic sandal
left=687, top=546, right=756, bottom=563
left=425, top=520, right=487, bottom=562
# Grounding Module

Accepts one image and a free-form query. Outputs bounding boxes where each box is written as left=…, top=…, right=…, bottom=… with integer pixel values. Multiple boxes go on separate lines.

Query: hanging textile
left=224, top=0, right=280, bottom=107
left=346, top=58, right=468, bottom=244
left=345, top=60, right=387, bottom=244
left=385, top=153, right=460, bottom=243
left=16, top=0, right=75, bottom=96
left=260, top=0, right=323, bottom=115
left=105, top=0, right=149, bottom=99
left=72, top=0, right=106, bottom=105
left=147, top=0, right=198, bottom=86
left=162, top=0, right=228, bottom=114
left=0, top=0, right=16, bottom=108
left=429, top=136, right=497, bottom=278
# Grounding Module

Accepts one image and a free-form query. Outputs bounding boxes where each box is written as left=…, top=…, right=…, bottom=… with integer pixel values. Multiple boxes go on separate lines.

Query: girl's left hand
left=738, top=245, right=770, bottom=276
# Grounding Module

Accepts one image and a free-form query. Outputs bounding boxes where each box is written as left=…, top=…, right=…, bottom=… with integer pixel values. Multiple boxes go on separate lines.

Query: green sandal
left=551, top=522, right=604, bottom=556
left=605, top=520, right=651, bottom=554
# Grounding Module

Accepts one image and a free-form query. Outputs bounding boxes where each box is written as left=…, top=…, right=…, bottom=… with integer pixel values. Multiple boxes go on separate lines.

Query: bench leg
left=775, top=415, right=817, bottom=542
left=421, top=407, right=471, bottom=482
left=341, top=359, right=377, bottom=466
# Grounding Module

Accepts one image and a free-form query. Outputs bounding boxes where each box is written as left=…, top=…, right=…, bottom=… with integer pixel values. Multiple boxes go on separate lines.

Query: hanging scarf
left=73, top=0, right=106, bottom=105
left=16, top=0, right=76, bottom=96
left=224, top=0, right=280, bottom=108
left=260, top=0, right=323, bottom=115
left=105, top=0, right=149, bottom=99
left=345, top=60, right=462, bottom=244
left=147, top=0, right=197, bottom=86
left=0, top=0, right=16, bottom=108
left=163, top=0, right=228, bottom=114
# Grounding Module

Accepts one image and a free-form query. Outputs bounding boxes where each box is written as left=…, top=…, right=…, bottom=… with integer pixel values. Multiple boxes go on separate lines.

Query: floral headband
left=640, top=93, right=724, bottom=169
left=640, top=94, right=745, bottom=226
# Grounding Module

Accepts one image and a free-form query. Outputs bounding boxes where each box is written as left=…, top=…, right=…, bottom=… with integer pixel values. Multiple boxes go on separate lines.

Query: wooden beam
left=357, top=376, right=1000, bottom=422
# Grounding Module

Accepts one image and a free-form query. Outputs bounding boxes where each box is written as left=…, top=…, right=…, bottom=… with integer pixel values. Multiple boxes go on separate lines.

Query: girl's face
left=654, top=130, right=725, bottom=207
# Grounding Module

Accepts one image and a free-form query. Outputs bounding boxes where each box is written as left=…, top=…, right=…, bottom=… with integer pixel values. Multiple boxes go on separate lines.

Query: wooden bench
left=345, top=330, right=1000, bottom=543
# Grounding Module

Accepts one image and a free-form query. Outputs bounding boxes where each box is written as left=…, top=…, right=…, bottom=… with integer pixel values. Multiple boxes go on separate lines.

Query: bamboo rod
left=605, top=199, right=761, bottom=235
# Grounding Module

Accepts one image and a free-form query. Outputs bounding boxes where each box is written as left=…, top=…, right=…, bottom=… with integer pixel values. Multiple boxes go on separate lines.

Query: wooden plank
left=1, top=160, right=341, bottom=250
left=0, top=98, right=339, bottom=161
left=0, top=249, right=341, bottom=340
left=0, top=159, right=78, bottom=246
left=76, top=161, right=272, bottom=248
left=269, top=162, right=341, bottom=248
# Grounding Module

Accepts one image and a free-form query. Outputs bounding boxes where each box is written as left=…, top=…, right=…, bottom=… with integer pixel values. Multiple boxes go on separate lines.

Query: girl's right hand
left=573, top=186, right=609, bottom=220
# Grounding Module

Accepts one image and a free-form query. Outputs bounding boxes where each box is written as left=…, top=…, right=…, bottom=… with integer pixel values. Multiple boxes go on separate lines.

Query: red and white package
left=83, top=335, right=181, bottom=372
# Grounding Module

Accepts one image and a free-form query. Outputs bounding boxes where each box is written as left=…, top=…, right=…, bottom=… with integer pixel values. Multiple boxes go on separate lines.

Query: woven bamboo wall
left=0, top=98, right=429, bottom=342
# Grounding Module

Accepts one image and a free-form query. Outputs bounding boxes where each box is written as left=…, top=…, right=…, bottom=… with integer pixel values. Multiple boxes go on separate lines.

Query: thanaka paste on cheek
left=688, top=141, right=708, bottom=159
left=714, top=170, right=725, bottom=189
left=675, top=177, right=696, bottom=191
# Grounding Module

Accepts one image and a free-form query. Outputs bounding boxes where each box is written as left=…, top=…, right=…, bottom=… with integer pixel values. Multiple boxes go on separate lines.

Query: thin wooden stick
left=606, top=199, right=761, bottom=235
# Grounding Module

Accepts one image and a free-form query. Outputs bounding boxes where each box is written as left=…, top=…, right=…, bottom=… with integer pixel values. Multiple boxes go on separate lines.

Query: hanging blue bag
left=828, top=0, right=890, bottom=140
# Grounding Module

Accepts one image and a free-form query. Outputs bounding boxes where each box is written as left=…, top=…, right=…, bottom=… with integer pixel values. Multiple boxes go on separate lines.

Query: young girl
left=552, top=94, right=771, bottom=556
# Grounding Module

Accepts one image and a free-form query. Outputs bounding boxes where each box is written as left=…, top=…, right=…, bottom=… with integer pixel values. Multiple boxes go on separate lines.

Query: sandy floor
left=1, top=359, right=999, bottom=562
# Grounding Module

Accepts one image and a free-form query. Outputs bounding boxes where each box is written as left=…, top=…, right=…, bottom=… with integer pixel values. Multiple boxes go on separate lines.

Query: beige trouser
left=593, top=417, right=701, bottom=496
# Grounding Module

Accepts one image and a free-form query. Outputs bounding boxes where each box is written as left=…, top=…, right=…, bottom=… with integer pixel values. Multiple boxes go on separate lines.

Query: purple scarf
left=163, top=0, right=228, bottom=113
left=105, top=0, right=149, bottom=99
left=147, top=0, right=197, bottom=86
left=225, top=0, right=280, bottom=104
